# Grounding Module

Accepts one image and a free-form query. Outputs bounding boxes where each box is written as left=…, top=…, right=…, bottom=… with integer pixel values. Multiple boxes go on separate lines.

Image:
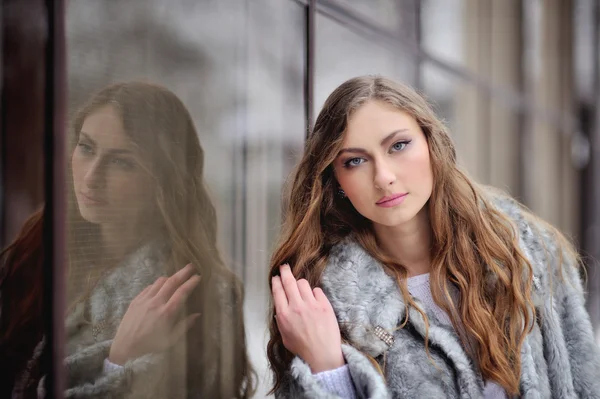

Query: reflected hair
left=68, top=82, right=255, bottom=397
left=265, top=75, right=573, bottom=395
left=0, top=208, right=45, bottom=398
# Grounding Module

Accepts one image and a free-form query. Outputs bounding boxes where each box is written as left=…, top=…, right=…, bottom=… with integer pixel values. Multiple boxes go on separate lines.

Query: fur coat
left=276, top=194, right=600, bottom=398
left=63, top=241, right=242, bottom=398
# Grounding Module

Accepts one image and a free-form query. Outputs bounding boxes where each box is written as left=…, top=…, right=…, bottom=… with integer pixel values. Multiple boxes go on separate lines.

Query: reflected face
left=72, top=105, right=154, bottom=227
left=333, top=100, right=433, bottom=228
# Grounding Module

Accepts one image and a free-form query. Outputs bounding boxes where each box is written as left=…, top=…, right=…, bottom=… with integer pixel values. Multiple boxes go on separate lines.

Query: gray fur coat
left=276, top=194, right=600, bottom=398
left=63, top=242, right=184, bottom=399
left=63, top=242, right=232, bottom=399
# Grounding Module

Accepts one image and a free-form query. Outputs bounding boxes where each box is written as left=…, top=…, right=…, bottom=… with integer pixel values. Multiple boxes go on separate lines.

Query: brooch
left=92, top=319, right=109, bottom=342
left=373, top=325, right=395, bottom=347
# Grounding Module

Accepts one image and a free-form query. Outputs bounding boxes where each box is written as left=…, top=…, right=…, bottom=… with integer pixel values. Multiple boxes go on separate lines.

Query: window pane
left=574, top=0, right=595, bottom=103
left=64, top=0, right=304, bottom=396
left=336, top=0, right=409, bottom=31
left=244, top=0, right=305, bottom=396
left=421, top=62, right=489, bottom=183
left=315, top=14, right=418, bottom=117
left=420, top=0, right=464, bottom=65
left=421, top=0, right=522, bottom=75
left=424, top=63, right=525, bottom=202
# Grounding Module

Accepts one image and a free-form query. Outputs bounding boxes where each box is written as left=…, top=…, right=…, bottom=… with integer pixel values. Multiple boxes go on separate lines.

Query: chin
left=76, top=202, right=111, bottom=225
left=78, top=209, right=104, bottom=225
left=380, top=218, right=413, bottom=228
left=372, top=209, right=420, bottom=228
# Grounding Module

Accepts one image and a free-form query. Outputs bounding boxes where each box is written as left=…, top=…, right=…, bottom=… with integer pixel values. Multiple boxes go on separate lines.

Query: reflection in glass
left=65, top=83, right=255, bottom=398
left=239, top=1, right=306, bottom=396
left=0, top=209, right=45, bottom=398
left=315, top=14, right=417, bottom=117
left=66, top=1, right=306, bottom=395
left=336, top=0, right=405, bottom=30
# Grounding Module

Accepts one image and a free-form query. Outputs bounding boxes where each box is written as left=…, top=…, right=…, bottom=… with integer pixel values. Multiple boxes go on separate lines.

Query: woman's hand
left=271, top=264, right=345, bottom=373
left=108, top=264, right=201, bottom=365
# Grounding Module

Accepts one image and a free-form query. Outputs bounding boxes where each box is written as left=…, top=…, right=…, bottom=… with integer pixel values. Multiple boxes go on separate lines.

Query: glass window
left=421, top=62, right=491, bottom=184
left=314, top=14, right=418, bottom=117
left=423, top=62, right=524, bottom=196
left=420, top=0, right=464, bottom=66
left=64, top=0, right=304, bottom=397
left=574, top=0, right=595, bottom=103
left=243, top=0, right=306, bottom=396
left=336, top=0, right=409, bottom=32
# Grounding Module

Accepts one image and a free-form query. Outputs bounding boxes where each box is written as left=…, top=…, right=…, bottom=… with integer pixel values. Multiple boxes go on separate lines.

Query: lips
left=79, top=192, right=106, bottom=205
left=376, top=193, right=408, bottom=208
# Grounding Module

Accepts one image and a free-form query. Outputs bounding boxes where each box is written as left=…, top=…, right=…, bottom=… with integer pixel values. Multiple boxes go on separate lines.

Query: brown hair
left=0, top=208, right=44, bottom=398
left=267, top=75, right=540, bottom=395
left=68, top=82, right=255, bottom=397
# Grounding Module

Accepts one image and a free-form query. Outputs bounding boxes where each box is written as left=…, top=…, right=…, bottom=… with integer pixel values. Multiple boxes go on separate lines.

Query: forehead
left=80, top=105, right=132, bottom=149
left=343, top=100, right=419, bottom=144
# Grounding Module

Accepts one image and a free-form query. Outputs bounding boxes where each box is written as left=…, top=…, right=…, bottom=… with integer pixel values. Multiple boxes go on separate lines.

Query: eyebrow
left=79, top=132, right=134, bottom=155
left=337, top=129, right=409, bottom=156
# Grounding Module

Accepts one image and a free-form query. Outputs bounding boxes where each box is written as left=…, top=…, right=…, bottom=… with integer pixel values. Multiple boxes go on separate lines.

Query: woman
left=0, top=209, right=45, bottom=398
left=65, top=82, right=255, bottom=398
left=267, top=76, right=600, bottom=398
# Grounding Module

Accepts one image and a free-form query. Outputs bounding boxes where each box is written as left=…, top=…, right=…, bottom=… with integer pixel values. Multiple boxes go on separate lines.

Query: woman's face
left=72, top=105, right=154, bottom=228
left=333, top=100, right=433, bottom=229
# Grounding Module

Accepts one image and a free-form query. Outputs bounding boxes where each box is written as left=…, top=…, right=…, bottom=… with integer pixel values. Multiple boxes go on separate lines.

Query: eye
left=111, top=157, right=135, bottom=169
left=343, top=157, right=365, bottom=168
left=77, top=143, right=94, bottom=155
left=391, top=140, right=411, bottom=152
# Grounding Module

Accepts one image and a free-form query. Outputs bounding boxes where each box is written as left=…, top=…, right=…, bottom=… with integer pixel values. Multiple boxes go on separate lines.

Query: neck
left=373, top=207, right=432, bottom=277
left=99, top=222, right=146, bottom=267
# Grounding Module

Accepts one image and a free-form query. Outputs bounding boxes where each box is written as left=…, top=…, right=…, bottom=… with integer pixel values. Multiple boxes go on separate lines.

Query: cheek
left=336, top=170, right=364, bottom=198
left=71, top=152, right=85, bottom=186
left=337, top=171, right=377, bottom=214
left=108, top=172, right=153, bottom=203
left=410, top=150, right=433, bottom=194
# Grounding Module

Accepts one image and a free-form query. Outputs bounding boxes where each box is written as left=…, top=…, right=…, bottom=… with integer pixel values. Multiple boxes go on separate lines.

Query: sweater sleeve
left=274, top=344, right=389, bottom=399
left=63, top=339, right=170, bottom=399
left=103, top=358, right=124, bottom=374
left=314, top=365, right=358, bottom=399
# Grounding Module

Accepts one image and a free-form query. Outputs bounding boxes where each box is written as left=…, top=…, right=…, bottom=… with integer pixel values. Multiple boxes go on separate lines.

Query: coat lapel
left=321, top=238, right=405, bottom=359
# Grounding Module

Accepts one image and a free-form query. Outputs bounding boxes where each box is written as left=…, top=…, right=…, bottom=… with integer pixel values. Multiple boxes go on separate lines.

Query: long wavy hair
left=267, top=75, right=553, bottom=395
left=67, top=82, right=255, bottom=398
left=0, top=208, right=44, bottom=398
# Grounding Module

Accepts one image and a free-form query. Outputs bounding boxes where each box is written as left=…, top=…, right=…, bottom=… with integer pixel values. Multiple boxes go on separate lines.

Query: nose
left=373, top=157, right=396, bottom=190
left=82, top=159, right=105, bottom=189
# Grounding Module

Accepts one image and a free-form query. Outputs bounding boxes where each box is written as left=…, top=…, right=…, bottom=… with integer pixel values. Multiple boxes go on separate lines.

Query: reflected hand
left=271, top=264, right=344, bottom=373
left=108, top=264, right=201, bottom=365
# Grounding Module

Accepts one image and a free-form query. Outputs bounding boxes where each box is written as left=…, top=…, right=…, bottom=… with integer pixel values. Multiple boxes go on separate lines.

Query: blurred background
left=2, top=0, right=599, bottom=397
